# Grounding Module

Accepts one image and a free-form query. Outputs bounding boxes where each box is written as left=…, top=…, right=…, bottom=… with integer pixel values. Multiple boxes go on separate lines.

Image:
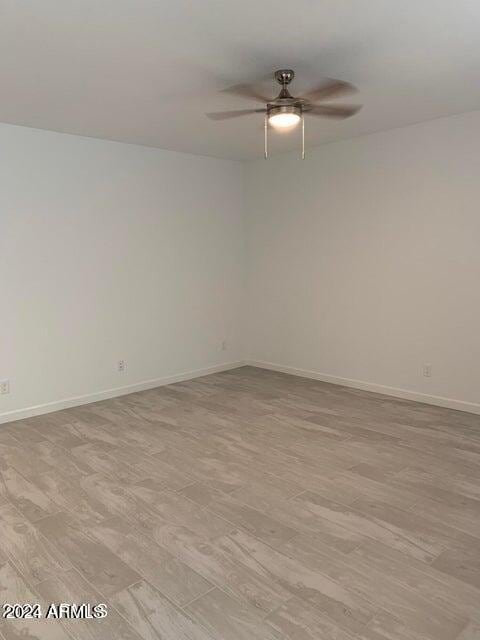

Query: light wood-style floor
left=0, top=366, right=479, bottom=640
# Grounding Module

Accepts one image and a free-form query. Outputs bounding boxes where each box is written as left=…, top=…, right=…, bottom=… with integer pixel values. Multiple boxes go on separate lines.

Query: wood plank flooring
left=0, top=365, right=479, bottom=639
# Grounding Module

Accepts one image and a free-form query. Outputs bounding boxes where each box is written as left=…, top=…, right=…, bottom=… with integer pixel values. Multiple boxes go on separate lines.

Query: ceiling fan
left=207, top=69, right=361, bottom=158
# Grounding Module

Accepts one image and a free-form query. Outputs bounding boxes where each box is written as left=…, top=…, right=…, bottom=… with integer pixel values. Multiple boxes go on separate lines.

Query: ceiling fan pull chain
left=264, top=113, right=268, bottom=159
left=301, top=113, right=305, bottom=160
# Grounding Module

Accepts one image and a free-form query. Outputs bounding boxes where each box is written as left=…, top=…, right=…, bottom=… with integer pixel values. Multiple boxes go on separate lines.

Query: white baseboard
left=0, top=361, right=246, bottom=425
left=246, top=360, right=480, bottom=416
left=3, top=358, right=478, bottom=424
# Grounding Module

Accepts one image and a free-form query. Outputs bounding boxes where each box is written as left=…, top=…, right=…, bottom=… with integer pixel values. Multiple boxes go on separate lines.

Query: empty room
left=1, top=1, right=480, bottom=639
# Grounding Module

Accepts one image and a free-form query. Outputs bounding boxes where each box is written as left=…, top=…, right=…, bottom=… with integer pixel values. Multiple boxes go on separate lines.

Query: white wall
left=245, top=110, right=480, bottom=412
left=0, top=124, right=244, bottom=421
left=3, top=110, right=480, bottom=422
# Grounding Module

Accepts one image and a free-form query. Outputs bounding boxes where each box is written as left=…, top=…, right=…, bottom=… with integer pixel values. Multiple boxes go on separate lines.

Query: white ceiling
left=2, top=1, right=480, bottom=160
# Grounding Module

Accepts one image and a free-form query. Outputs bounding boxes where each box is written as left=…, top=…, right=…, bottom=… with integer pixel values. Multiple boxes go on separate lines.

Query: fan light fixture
left=207, top=69, right=361, bottom=160
left=268, top=107, right=301, bottom=129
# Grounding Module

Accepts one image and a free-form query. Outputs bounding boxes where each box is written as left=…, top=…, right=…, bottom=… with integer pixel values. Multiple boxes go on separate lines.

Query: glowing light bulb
left=268, top=112, right=301, bottom=129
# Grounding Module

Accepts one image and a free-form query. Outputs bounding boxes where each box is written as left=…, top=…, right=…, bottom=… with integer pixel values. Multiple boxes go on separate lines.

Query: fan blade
left=302, top=79, right=356, bottom=102
left=221, top=83, right=270, bottom=104
left=308, top=104, right=361, bottom=119
left=206, top=108, right=265, bottom=120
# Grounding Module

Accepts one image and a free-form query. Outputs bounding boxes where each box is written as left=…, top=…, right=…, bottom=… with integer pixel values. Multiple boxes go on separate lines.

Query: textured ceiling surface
left=1, top=1, right=480, bottom=159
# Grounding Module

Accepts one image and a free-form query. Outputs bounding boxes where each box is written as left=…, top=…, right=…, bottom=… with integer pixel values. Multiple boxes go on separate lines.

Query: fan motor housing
left=267, top=104, right=302, bottom=119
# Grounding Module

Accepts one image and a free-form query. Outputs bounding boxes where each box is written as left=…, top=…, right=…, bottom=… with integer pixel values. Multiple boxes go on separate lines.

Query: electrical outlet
left=117, top=360, right=126, bottom=373
left=422, top=363, right=432, bottom=378
left=0, top=380, right=10, bottom=395
left=221, top=340, right=227, bottom=351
